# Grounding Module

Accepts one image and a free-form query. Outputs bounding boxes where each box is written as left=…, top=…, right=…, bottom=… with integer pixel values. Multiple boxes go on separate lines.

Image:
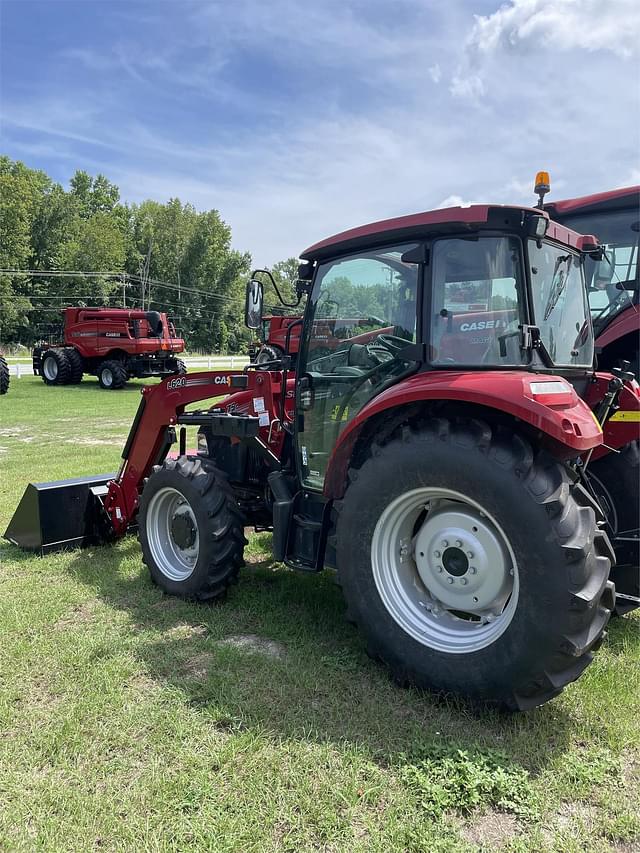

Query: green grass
left=0, top=377, right=639, bottom=852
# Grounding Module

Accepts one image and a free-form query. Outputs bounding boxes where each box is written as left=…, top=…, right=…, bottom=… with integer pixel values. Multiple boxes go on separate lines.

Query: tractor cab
left=246, top=204, right=599, bottom=492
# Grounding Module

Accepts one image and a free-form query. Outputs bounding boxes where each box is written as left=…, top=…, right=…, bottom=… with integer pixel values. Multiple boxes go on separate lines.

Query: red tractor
left=0, top=353, right=9, bottom=395
left=543, top=180, right=640, bottom=583
left=33, top=307, right=186, bottom=390
left=545, top=184, right=639, bottom=376
left=7, top=201, right=640, bottom=709
left=251, top=312, right=393, bottom=365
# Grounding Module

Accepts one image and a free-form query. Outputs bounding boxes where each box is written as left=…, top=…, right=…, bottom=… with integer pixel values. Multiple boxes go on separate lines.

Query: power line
left=0, top=269, right=245, bottom=304
left=0, top=299, right=239, bottom=321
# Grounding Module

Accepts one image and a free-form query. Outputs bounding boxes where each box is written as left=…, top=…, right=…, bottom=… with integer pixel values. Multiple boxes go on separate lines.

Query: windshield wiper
left=543, top=255, right=571, bottom=321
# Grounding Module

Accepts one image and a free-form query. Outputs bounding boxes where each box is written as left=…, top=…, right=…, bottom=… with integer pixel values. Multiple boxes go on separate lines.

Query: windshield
left=528, top=241, right=594, bottom=367
left=559, top=208, right=639, bottom=328
left=298, top=245, right=419, bottom=489
left=430, top=236, right=527, bottom=366
left=308, top=248, right=418, bottom=374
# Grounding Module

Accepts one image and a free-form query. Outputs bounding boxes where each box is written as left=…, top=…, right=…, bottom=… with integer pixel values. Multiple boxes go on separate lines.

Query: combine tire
left=41, top=348, right=70, bottom=386
left=98, top=360, right=127, bottom=390
left=173, top=359, right=187, bottom=375
left=139, top=456, right=246, bottom=601
left=0, top=356, right=9, bottom=395
left=588, top=442, right=640, bottom=615
left=335, top=419, right=615, bottom=710
left=66, top=349, right=84, bottom=384
left=256, top=344, right=284, bottom=365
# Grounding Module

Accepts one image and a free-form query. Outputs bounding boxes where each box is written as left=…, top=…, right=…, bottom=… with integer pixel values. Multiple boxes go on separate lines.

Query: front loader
left=7, top=201, right=640, bottom=710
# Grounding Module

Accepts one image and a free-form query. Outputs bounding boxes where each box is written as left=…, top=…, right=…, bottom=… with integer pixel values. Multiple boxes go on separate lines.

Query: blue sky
left=1, top=0, right=639, bottom=265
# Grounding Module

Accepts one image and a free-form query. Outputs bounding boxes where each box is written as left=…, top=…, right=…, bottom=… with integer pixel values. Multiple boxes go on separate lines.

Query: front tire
left=66, top=349, right=84, bottom=384
left=139, top=456, right=246, bottom=600
left=588, top=442, right=640, bottom=615
left=0, top=356, right=9, bottom=395
left=336, top=419, right=615, bottom=710
left=98, top=359, right=127, bottom=390
left=41, top=349, right=70, bottom=386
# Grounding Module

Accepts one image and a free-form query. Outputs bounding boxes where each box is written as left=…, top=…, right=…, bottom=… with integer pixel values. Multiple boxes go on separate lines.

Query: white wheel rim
left=371, top=487, right=519, bottom=653
left=146, top=486, right=200, bottom=581
left=43, top=357, right=58, bottom=380
left=101, top=368, right=113, bottom=387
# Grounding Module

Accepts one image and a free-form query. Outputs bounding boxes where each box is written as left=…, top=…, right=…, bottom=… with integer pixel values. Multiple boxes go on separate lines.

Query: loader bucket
left=4, top=473, right=116, bottom=554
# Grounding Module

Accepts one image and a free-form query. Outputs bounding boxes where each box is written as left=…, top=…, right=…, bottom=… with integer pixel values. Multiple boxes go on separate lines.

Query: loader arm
left=104, top=370, right=286, bottom=536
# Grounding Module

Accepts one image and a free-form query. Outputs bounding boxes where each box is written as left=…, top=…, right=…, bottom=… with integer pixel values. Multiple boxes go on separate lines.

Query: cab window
left=430, top=237, right=526, bottom=366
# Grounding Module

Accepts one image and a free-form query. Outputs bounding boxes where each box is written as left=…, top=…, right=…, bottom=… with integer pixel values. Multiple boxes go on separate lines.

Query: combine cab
left=33, top=307, right=186, bottom=389
left=7, top=200, right=640, bottom=709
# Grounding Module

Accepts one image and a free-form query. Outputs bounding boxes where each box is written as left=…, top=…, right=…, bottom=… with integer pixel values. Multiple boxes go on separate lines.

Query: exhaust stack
left=4, top=473, right=116, bottom=554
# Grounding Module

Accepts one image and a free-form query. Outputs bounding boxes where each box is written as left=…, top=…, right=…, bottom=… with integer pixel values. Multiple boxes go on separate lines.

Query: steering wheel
left=364, top=334, right=410, bottom=367
left=375, top=333, right=411, bottom=354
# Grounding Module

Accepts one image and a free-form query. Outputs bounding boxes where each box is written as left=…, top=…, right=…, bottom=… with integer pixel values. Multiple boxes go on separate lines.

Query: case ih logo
left=167, top=376, right=187, bottom=390
left=459, top=319, right=508, bottom=332
left=213, top=375, right=232, bottom=386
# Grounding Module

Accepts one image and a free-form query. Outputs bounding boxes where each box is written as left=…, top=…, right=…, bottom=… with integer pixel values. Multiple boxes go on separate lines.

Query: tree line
left=0, top=156, right=298, bottom=353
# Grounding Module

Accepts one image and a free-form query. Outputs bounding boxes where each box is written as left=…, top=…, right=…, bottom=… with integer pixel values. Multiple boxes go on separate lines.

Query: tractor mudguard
left=323, top=370, right=604, bottom=499
left=595, top=309, right=639, bottom=351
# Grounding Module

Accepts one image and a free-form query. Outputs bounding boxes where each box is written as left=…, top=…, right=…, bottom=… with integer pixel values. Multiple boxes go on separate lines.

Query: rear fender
left=595, top=307, right=639, bottom=350
left=323, top=370, right=603, bottom=499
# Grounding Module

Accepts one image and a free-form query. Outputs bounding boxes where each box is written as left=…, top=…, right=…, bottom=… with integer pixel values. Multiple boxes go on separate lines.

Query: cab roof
left=545, top=185, right=640, bottom=217
left=300, top=203, right=594, bottom=262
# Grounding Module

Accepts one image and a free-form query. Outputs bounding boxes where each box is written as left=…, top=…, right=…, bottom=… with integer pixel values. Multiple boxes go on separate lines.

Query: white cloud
left=3, top=0, right=639, bottom=265
left=468, top=0, right=640, bottom=59
left=449, top=72, right=485, bottom=99
left=436, top=195, right=476, bottom=209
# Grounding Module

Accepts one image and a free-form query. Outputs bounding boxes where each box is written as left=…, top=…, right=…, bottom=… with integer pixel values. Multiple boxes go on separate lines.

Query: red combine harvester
left=33, top=307, right=186, bottom=390
left=7, top=201, right=640, bottom=709
left=0, top=353, right=9, bottom=395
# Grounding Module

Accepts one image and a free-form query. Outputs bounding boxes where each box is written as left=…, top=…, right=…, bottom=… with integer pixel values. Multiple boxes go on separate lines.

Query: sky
left=1, top=0, right=639, bottom=266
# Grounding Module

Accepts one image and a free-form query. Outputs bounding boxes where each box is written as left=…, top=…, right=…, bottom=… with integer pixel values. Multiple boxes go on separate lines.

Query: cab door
left=296, top=244, right=420, bottom=491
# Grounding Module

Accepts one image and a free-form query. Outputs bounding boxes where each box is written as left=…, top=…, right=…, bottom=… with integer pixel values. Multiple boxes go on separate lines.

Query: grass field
left=0, top=377, right=638, bottom=852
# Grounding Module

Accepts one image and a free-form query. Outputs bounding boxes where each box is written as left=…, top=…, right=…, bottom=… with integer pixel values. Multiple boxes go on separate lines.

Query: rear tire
left=66, top=349, right=84, bottom=384
left=173, top=358, right=187, bottom=374
left=41, top=349, right=70, bottom=386
left=336, top=419, right=615, bottom=710
left=0, top=356, right=9, bottom=395
left=588, top=442, right=640, bottom=615
left=139, top=456, right=246, bottom=601
left=98, top=360, right=127, bottom=390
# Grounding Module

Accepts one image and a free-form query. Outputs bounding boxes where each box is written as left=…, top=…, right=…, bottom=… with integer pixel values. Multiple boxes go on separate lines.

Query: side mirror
left=296, top=260, right=315, bottom=296
left=244, top=279, right=264, bottom=329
